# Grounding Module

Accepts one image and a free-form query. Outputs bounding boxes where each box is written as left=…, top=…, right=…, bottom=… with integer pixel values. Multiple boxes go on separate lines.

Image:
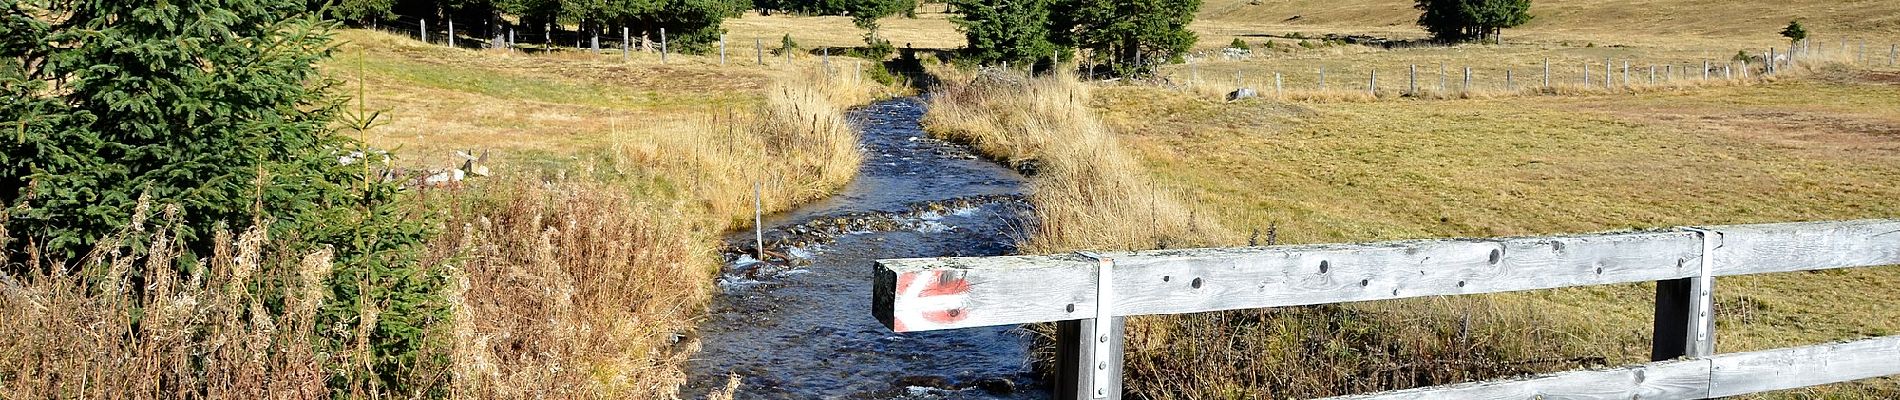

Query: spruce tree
left=2, top=0, right=447, bottom=395
left=950, top=0, right=1058, bottom=67
left=1051, top=0, right=1201, bottom=77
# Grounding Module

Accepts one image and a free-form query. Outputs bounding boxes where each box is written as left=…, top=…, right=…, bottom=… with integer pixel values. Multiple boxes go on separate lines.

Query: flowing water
left=682, top=98, right=1049, bottom=399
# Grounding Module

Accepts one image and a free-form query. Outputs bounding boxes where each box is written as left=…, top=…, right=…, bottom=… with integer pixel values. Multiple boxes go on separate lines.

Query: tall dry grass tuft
left=607, top=66, right=879, bottom=229
left=0, top=196, right=333, bottom=399
left=435, top=178, right=707, bottom=399
left=925, top=67, right=1233, bottom=252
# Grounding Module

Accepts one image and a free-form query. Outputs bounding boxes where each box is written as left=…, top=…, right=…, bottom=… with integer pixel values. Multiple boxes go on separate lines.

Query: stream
left=681, top=97, right=1049, bottom=399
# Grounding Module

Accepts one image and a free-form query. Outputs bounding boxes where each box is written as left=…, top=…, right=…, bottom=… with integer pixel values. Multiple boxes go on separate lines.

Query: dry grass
left=926, top=60, right=1900, bottom=398
left=1, top=199, right=334, bottom=399
left=924, top=67, right=1232, bottom=253
left=1093, top=69, right=1900, bottom=398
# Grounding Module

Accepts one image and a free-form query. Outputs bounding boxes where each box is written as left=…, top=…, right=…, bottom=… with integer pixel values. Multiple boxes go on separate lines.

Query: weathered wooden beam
left=1323, top=358, right=1711, bottom=400
left=1708, top=335, right=1900, bottom=397
left=873, top=219, right=1900, bottom=332
left=1322, top=335, right=1900, bottom=400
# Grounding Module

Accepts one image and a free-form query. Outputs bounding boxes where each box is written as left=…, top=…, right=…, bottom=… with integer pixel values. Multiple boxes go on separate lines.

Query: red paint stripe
left=919, top=276, right=969, bottom=297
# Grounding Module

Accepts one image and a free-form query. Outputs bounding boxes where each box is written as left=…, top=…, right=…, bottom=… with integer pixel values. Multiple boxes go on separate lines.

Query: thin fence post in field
left=720, top=34, right=728, bottom=66
left=1622, top=61, right=1629, bottom=87
left=1703, top=60, right=1710, bottom=81
left=1605, top=58, right=1613, bottom=88
left=1742, top=60, right=1750, bottom=80
left=508, top=29, right=515, bottom=50
left=1649, top=65, right=1656, bottom=84
left=660, top=28, right=668, bottom=63
left=756, top=38, right=764, bottom=65
left=591, top=33, right=600, bottom=54
left=754, top=182, right=764, bottom=262
left=421, top=19, right=428, bottom=44
left=1462, top=66, right=1471, bottom=94
left=1890, top=44, right=1896, bottom=67
left=1275, top=72, right=1283, bottom=97
left=1584, top=62, right=1591, bottom=86
left=823, top=48, right=830, bottom=71
left=1369, top=70, right=1377, bottom=97
left=1506, top=68, right=1513, bottom=91
left=448, top=19, right=455, bottom=48
left=543, top=23, right=550, bottom=47
left=1542, top=58, right=1550, bottom=89
left=1409, top=64, right=1417, bottom=96
left=622, top=27, right=630, bottom=61
left=1319, top=67, right=1326, bottom=90
left=1724, top=64, right=1732, bottom=80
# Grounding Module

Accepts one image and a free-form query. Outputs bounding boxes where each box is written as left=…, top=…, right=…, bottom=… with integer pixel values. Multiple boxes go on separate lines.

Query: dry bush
left=925, top=67, right=1232, bottom=252
left=438, top=67, right=876, bottom=398
left=0, top=199, right=334, bottom=399
left=433, top=179, right=707, bottom=399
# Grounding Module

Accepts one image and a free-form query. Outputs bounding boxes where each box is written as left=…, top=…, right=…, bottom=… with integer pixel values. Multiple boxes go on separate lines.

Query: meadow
left=917, top=2, right=1900, bottom=397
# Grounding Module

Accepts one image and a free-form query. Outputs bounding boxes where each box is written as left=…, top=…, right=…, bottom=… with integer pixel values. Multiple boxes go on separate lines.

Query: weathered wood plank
left=874, top=219, right=1900, bottom=332
left=1321, top=358, right=1711, bottom=400
left=1709, top=335, right=1900, bottom=397
left=1324, top=335, right=1900, bottom=400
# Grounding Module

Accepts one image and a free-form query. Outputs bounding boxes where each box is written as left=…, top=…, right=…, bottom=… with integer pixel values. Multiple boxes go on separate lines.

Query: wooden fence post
left=1409, top=65, right=1417, bottom=96
left=1584, top=62, right=1591, bottom=86
left=1649, top=65, right=1655, bottom=84
left=1274, top=72, right=1283, bottom=97
left=421, top=19, right=428, bottom=44
left=756, top=38, right=764, bottom=65
left=1622, top=61, right=1629, bottom=87
left=720, top=34, right=728, bottom=66
left=447, top=19, right=455, bottom=48
left=1605, top=58, right=1613, bottom=88
left=1506, top=68, right=1513, bottom=91
left=1542, top=59, right=1550, bottom=89
left=1703, top=60, right=1710, bottom=80
left=622, top=28, right=630, bottom=61
left=1056, top=317, right=1125, bottom=400
left=1653, top=229, right=1717, bottom=363
left=1462, top=66, right=1471, bottom=94
left=1890, top=44, right=1896, bottom=67
left=1368, top=70, right=1376, bottom=97
left=1318, top=67, right=1326, bottom=90
left=660, top=28, right=668, bottom=63
left=508, top=29, right=515, bottom=50
left=591, top=33, right=600, bottom=54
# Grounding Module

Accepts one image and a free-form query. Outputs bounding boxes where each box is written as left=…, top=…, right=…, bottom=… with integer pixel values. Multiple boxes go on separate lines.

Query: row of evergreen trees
left=323, top=0, right=915, bottom=54
left=1414, top=0, right=1533, bottom=43
left=951, top=0, right=1201, bottom=77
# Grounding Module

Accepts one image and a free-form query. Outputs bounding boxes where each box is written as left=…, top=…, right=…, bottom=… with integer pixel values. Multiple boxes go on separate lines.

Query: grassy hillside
left=1197, top=0, right=1900, bottom=45
left=323, top=29, right=889, bottom=397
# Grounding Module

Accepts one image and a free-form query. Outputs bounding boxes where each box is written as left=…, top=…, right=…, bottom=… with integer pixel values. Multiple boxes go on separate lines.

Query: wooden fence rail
left=872, top=219, right=1900, bottom=399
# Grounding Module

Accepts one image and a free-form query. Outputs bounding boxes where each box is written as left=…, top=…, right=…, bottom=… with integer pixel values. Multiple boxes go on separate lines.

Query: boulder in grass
left=1226, top=87, right=1259, bottom=102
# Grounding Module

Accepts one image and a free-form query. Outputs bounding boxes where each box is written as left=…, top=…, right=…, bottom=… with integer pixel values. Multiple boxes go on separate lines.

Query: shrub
left=1229, top=38, right=1252, bottom=50
left=0, top=0, right=446, bottom=396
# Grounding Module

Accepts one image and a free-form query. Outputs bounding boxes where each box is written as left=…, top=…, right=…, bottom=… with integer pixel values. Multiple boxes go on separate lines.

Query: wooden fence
left=872, top=219, right=1900, bottom=399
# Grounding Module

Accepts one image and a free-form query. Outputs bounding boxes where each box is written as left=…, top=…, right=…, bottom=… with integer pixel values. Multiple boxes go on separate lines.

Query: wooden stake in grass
left=660, top=28, right=668, bottom=63
left=1649, top=65, right=1656, bottom=84
left=1622, top=61, right=1629, bottom=87
left=421, top=19, right=428, bottom=44
left=1368, top=70, right=1377, bottom=97
left=756, top=38, right=764, bottom=65
left=1274, top=72, right=1283, bottom=97
left=1506, top=68, right=1513, bottom=91
left=1409, top=64, right=1417, bottom=96
left=622, top=27, right=630, bottom=61
left=755, top=182, right=764, bottom=262
left=1462, top=66, right=1471, bottom=94
left=1542, top=59, right=1550, bottom=89
left=1890, top=44, right=1896, bottom=67
left=1703, top=60, right=1710, bottom=81
left=1584, top=62, right=1591, bottom=86
left=1605, top=58, right=1613, bottom=88
left=508, top=29, right=514, bottom=50
left=591, top=33, right=599, bottom=54
left=720, top=34, right=728, bottom=66
left=448, top=19, right=455, bottom=48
